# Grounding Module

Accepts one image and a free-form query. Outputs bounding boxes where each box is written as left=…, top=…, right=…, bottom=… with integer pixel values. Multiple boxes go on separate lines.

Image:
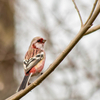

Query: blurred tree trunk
left=0, top=0, right=17, bottom=100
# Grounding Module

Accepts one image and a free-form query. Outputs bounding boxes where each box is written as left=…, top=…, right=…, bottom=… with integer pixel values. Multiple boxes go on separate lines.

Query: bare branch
left=85, top=0, right=98, bottom=25
left=72, top=0, right=83, bottom=27
left=6, top=1, right=100, bottom=100
left=84, top=25, right=100, bottom=35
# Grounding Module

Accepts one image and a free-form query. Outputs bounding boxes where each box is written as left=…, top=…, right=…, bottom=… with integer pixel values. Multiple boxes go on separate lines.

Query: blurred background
left=0, top=0, right=100, bottom=100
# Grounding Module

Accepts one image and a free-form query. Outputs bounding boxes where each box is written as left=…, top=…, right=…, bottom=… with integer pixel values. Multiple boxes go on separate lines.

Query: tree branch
left=84, top=25, right=100, bottom=35
left=6, top=1, right=100, bottom=100
left=85, top=0, right=98, bottom=25
left=72, top=0, right=83, bottom=27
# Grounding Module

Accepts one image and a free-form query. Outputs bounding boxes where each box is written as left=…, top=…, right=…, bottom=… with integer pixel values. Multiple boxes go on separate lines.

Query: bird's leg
left=40, top=72, right=43, bottom=75
left=28, top=82, right=31, bottom=85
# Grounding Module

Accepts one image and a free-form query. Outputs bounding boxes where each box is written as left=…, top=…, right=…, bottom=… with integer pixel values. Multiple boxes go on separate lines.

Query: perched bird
left=17, top=37, right=46, bottom=92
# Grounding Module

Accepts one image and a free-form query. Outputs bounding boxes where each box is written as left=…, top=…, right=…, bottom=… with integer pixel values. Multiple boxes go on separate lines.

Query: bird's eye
left=37, top=40, right=41, bottom=42
left=37, top=38, right=43, bottom=42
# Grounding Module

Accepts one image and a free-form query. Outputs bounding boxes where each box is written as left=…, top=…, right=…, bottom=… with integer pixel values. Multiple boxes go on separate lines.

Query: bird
left=17, top=37, right=46, bottom=92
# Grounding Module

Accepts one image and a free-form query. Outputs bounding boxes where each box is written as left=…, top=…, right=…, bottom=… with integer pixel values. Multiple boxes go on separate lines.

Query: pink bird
left=17, top=37, right=46, bottom=92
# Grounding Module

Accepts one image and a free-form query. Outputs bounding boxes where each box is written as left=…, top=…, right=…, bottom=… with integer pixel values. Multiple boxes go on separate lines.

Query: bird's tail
left=16, top=73, right=32, bottom=92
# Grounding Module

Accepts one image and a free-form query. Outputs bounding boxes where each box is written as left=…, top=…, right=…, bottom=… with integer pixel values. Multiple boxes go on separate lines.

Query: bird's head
left=30, top=37, right=46, bottom=49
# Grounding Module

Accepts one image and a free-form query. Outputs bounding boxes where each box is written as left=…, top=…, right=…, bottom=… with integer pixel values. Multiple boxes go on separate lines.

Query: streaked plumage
left=17, top=37, right=46, bottom=92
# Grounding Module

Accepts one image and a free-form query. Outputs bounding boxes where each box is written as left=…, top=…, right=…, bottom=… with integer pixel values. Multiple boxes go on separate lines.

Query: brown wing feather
left=25, top=48, right=42, bottom=60
left=24, top=48, right=44, bottom=73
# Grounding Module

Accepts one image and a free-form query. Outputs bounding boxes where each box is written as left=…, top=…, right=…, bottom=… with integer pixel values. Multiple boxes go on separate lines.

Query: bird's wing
left=23, top=52, right=44, bottom=73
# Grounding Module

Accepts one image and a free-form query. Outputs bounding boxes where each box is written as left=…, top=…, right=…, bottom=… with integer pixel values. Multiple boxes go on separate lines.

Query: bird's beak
left=43, top=39, right=46, bottom=43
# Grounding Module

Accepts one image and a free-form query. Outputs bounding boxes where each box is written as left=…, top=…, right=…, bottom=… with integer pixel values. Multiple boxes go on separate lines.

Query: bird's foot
left=28, top=82, right=31, bottom=85
left=40, top=72, right=43, bottom=75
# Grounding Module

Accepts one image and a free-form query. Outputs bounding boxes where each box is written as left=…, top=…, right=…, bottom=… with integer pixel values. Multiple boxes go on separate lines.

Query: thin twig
left=85, top=0, right=98, bottom=25
left=84, top=25, right=100, bottom=35
left=72, top=0, right=83, bottom=27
